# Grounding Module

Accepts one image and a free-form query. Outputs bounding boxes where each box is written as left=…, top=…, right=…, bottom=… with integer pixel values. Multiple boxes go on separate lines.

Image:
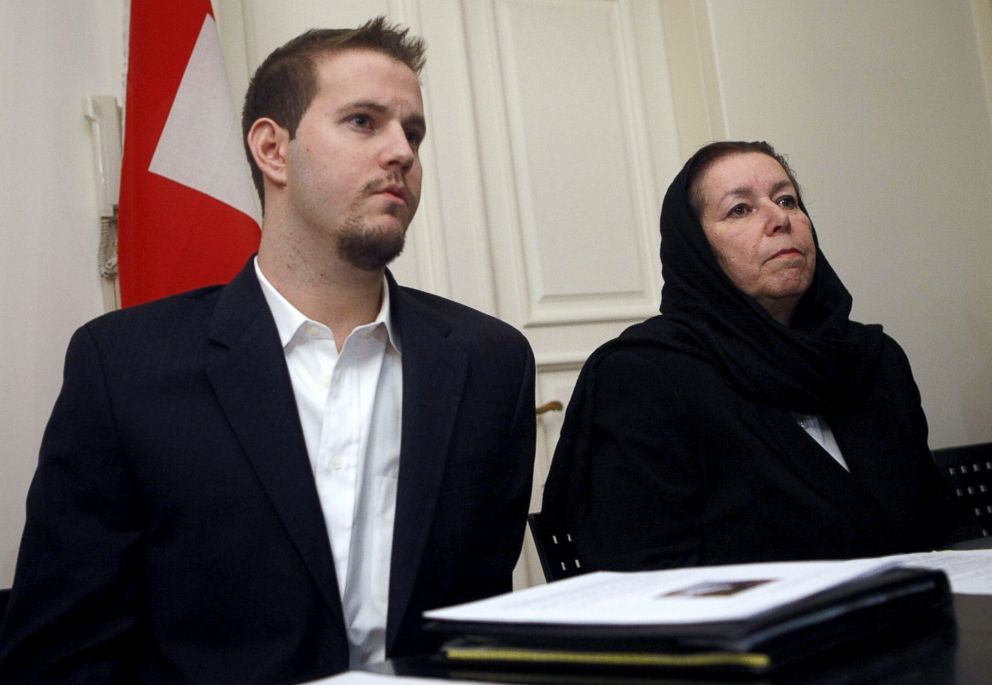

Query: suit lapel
left=736, top=399, right=901, bottom=544
left=385, top=276, right=468, bottom=651
left=204, top=264, right=345, bottom=619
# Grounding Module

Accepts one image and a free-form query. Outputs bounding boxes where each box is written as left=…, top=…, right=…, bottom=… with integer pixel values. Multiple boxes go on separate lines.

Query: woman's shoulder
left=594, top=317, right=717, bottom=370
left=863, top=330, right=921, bottom=401
left=588, top=318, right=730, bottom=397
left=848, top=323, right=917, bottom=381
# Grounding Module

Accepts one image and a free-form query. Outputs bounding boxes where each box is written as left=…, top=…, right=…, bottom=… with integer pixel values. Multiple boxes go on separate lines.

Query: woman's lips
left=769, top=248, right=802, bottom=260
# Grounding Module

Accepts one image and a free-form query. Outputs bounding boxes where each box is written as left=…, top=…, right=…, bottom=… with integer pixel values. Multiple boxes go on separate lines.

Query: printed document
left=881, top=549, right=992, bottom=595
left=304, top=674, right=485, bottom=685
left=424, top=558, right=897, bottom=625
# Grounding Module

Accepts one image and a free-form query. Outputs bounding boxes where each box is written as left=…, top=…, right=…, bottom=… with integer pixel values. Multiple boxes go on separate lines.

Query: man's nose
left=380, top=123, right=416, bottom=171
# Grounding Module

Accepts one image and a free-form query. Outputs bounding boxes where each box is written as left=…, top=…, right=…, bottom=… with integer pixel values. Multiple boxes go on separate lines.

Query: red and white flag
left=118, top=0, right=260, bottom=307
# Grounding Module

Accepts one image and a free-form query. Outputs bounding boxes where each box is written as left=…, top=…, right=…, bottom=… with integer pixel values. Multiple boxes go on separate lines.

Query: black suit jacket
left=0, top=262, right=535, bottom=683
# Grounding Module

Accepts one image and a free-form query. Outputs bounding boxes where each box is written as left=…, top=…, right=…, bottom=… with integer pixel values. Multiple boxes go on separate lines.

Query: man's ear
left=247, top=118, right=290, bottom=189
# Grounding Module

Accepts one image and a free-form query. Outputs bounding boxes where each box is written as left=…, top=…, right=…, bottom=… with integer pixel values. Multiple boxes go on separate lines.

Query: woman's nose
left=764, top=201, right=791, bottom=234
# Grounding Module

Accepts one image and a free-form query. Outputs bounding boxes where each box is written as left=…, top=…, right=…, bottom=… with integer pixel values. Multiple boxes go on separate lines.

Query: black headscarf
left=652, top=143, right=885, bottom=414
left=543, top=143, right=886, bottom=529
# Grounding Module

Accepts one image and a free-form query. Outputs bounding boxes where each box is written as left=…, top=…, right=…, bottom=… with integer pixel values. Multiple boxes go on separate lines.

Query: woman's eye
left=728, top=203, right=749, bottom=217
left=777, top=195, right=797, bottom=209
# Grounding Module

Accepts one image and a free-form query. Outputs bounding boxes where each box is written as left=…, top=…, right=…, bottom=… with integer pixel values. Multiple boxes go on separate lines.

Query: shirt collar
left=254, top=257, right=400, bottom=353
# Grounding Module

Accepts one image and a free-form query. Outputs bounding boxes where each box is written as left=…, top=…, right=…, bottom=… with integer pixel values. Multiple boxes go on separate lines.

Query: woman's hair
left=684, top=141, right=802, bottom=219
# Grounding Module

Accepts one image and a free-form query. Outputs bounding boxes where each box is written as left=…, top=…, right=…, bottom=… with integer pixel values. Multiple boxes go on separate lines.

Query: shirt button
left=333, top=459, right=343, bottom=470
left=308, top=325, right=321, bottom=338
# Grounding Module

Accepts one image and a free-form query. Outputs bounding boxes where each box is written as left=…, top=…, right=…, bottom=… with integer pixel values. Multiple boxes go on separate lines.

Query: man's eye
left=406, top=130, right=423, bottom=148
left=349, top=114, right=372, bottom=128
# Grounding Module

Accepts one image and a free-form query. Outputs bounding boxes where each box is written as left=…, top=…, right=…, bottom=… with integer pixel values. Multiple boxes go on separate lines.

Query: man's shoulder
left=79, top=283, right=227, bottom=344
left=393, top=284, right=529, bottom=348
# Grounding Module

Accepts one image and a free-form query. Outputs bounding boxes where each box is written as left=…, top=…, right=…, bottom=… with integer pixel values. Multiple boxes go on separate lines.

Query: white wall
left=1, top=0, right=990, bottom=588
left=0, top=1, right=122, bottom=585
left=706, top=0, right=992, bottom=448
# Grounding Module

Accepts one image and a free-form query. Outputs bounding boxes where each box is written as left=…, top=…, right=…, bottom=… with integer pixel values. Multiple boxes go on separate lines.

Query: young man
left=0, top=18, right=535, bottom=683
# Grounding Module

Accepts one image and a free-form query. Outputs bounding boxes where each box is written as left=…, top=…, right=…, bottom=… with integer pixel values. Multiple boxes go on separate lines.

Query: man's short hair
left=241, top=16, right=427, bottom=204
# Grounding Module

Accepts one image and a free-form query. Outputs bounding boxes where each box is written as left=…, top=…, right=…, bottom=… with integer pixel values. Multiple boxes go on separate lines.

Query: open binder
left=425, top=561, right=952, bottom=675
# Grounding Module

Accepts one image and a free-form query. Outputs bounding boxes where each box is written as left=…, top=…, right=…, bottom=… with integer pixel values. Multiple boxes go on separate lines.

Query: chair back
left=527, top=512, right=586, bottom=583
left=0, top=587, right=9, bottom=630
left=932, top=442, right=992, bottom=538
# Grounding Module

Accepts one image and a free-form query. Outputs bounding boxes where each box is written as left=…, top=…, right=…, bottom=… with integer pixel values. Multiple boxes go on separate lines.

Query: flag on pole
left=118, top=0, right=261, bottom=307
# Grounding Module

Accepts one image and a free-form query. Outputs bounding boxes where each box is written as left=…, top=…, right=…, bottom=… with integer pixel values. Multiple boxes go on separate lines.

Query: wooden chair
left=527, top=512, right=586, bottom=582
left=932, top=442, right=992, bottom=538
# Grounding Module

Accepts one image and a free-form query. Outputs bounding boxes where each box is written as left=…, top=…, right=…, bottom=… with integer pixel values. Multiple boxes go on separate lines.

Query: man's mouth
left=374, top=183, right=410, bottom=207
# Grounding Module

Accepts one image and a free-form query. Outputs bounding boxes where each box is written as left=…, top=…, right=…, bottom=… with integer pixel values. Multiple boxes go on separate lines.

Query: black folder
left=427, top=567, right=952, bottom=675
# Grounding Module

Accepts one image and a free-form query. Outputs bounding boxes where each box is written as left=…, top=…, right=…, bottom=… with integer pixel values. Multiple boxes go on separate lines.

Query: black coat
left=0, top=261, right=535, bottom=683
left=546, top=317, right=957, bottom=571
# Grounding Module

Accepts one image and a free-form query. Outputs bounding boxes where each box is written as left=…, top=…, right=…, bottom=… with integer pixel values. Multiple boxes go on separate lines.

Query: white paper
left=424, top=558, right=897, bottom=625
left=879, top=550, right=992, bottom=595
left=303, top=674, right=486, bottom=685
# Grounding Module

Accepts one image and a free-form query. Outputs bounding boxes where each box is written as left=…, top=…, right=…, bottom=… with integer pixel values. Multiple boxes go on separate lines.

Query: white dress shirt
left=255, top=260, right=402, bottom=667
left=792, top=412, right=848, bottom=471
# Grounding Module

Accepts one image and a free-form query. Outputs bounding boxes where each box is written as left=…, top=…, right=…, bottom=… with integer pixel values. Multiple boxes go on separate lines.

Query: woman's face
left=695, top=152, right=816, bottom=325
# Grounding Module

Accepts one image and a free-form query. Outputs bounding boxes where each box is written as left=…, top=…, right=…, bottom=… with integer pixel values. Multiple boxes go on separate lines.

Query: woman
left=542, top=141, right=964, bottom=570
